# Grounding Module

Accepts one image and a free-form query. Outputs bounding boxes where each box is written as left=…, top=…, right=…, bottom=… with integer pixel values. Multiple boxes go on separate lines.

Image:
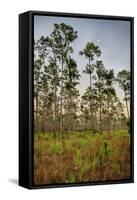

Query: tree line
left=34, top=22, right=130, bottom=134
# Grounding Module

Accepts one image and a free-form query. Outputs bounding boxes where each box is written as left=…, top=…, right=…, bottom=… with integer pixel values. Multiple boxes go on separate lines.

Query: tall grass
left=34, top=130, right=130, bottom=185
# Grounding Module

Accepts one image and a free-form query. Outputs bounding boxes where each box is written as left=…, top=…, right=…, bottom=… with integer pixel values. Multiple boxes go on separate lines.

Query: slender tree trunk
left=53, top=51, right=57, bottom=136
left=42, top=99, right=45, bottom=133
left=107, top=98, right=110, bottom=134
left=89, top=72, right=93, bottom=133
left=98, top=84, right=102, bottom=134
left=36, top=92, right=39, bottom=132
left=54, top=84, right=57, bottom=135
left=67, top=96, right=70, bottom=132
left=99, top=100, right=102, bottom=134
left=69, top=95, right=72, bottom=132
left=60, top=54, right=64, bottom=134
left=125, top=93, right=129, bottom=120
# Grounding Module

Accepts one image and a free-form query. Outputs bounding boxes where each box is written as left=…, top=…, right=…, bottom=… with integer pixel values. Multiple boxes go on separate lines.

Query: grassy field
left=34, top=130, right=131, bottom=185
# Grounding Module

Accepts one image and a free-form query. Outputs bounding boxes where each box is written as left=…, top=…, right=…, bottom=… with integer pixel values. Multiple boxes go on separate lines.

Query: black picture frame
left=19, top=10, right=134, bottom=189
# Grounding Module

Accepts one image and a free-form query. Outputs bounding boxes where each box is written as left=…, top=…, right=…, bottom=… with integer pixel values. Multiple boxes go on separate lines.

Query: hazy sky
left=34, top=15, right=131, bottom=103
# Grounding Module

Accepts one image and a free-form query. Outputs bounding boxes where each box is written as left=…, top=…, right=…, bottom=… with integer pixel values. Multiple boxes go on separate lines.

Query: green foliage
left=117, top=70, right=130, bottom=119
left=78, top=138, right=87, bottom=146
left=79, top=42, right=101, bottom=60
left=50, top=143, right=62, bottom=155
left=117, top=70, right=130, bottom=92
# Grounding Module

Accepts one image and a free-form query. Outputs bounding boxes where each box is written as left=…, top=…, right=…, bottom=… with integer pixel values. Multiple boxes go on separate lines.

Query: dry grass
left=34, top=130, right=131, bottom=185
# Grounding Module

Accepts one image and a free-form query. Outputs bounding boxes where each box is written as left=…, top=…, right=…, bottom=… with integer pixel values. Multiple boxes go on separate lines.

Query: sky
left=34, top=15, right=131, bottom=106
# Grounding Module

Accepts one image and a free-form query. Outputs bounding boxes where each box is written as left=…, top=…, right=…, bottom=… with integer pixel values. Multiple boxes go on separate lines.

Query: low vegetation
left=34, top=130, right=130, bottom=185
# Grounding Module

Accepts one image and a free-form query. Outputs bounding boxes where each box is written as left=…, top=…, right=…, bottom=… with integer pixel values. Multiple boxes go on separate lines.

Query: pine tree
left=117, top=70, right=130, bottom=120
left=49, top=23, right=78, bottom=132
left=94, top=60, right=105, bottom=134
left=103, top=69, right=116, bottom=134
left=63, top=57, right=80, bottom=131
left=80, top=42, right=101, bottom=132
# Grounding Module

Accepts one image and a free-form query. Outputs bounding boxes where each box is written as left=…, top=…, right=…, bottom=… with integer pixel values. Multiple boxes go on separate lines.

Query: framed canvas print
left=19, top=11, right=134, bottom=189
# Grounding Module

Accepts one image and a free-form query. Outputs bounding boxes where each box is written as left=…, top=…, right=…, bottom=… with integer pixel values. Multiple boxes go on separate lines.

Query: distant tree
left=80, top=94, right=90, bottom=130
left=81, top=87, right=98, bottom=132
left=110, top=100, right=125, bottom=131
left=117, top=70, right=130, bottom=120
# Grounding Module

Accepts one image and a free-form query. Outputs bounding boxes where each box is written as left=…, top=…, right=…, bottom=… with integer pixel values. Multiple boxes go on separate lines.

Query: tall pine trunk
left=36, top=93, right=39, bottom=132
left=89, top=72, right=93, bottom=133
left=98, top=82, right=102, bottom=134
left=99, top=100, right=102, bottom=134
left=125, top=92, right=129, bottom=120
left=107, top=98, right=110, bottom=134
left=54, top=84, right=57, bottom=135
left=42, top=99, right=45, bottom=133
left=60, top=54, right=64, bottom=134
left=53, top=51, right=58, bottom=136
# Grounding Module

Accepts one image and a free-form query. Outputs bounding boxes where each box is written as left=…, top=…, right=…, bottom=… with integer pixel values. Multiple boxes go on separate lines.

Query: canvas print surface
left=33, top=15, right=131, bottom=185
